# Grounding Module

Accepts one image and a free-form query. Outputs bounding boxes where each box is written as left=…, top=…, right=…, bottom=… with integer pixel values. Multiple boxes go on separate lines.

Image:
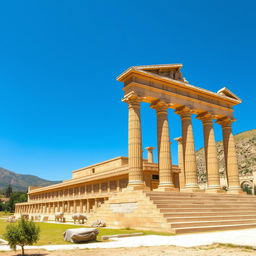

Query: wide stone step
left=149, top=197, right=256, bottom=203
left=163, top=211, right=256, bottom=217
left=170, top=218, right=256, bottom=228
left=174, top=223, right=256, bottom=234
left=152, top=200, right=256, bottom=205
left=166, top=215, right=256, bottom=223
left=146, top=192, right=254, bottom=199
left=155, top=204, right=256, bottom=209
left=159, top=207, right=256, bottom=213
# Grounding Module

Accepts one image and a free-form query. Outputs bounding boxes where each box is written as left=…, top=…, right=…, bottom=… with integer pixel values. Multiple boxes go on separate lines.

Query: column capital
left=216, top=117, right=236, bottom=128
left=174, top=137, right=183, bottom=143
left=145, top=146, right=155, bottom=151
left=150, top=100, right=170, bottom=113
left=122, top=91, right=142, bottom=106
left=196, top=112, right=215, bottom=125
left=175, top=106, right=192, bottom=119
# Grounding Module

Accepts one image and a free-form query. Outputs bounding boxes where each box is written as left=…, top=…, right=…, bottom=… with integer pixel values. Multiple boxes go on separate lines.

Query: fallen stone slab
left=64, top=228, right=99, bottom=243
left=0, top=238, right=8, bottom=245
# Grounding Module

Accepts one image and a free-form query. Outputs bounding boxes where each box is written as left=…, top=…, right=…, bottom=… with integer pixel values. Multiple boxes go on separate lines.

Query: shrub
left=4, top=218, right=40, bottom=256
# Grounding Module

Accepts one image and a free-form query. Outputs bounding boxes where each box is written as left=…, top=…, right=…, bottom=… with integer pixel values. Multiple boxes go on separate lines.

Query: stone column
left=151, top=101, right=175, bottom=191
left=217, top=117, right=241, bottom=193
left=122, top=92, right=144, bottom=189
left=197, top=113, right=221, bottom=192
left=145, top=147, right=154, bottom=163
left=86, top=200, right=90, bottom=213
left=67, top=201, right=70, bottom=213
left=117, top=179, right=120, bottom=192
left=174, top=137, right=185, bottom=190
left=80, top=200, right=83, bottom=213
left=73, top=201, right=76, bottom=213
left=175, top=106, right=199, bottom=190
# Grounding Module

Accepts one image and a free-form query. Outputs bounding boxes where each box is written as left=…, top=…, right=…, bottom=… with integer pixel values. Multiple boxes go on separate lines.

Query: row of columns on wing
left=28, top=179, right=128, bottom=202
left=123, top=92, right=241, bottom=193
left=15, top=198, right=106, bottom=214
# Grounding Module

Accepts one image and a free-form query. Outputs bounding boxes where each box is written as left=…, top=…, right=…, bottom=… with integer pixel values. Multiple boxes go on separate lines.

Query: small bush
left=4, top=218, right=40, bottom=256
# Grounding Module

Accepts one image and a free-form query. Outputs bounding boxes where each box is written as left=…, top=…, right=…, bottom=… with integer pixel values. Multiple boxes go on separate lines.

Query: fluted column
left=86, top=200, right=90, bottom=213
left=151, top=101, right=175, bottom=191
left=80, top=200, right=83, bottom=213
left=175, top=106, right=199, bottom=190
left=122, top=92, right=144, bottom=189
left=145, top=147, right=154, bottom=163
left=174, top=137, right=185, bottom=190
left=67, top=201, right=70, bottom=213
left=217, top=117, right=241, bottom=193
left=197, top=112, right=221, bottom=192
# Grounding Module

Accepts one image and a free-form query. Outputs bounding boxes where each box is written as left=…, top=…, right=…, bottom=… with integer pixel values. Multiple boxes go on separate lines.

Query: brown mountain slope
left=196, top=129, right=256, bottom=183
left=0, top=167, right=61, bottom=192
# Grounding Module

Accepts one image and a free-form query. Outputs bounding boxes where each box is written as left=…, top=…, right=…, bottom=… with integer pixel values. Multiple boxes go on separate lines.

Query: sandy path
left=0, top=244, right=255, bottom=256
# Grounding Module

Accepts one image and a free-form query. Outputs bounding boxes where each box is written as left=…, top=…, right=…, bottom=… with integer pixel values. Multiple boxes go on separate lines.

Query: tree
left=0, top=200, right=5, bottom=211
left=4, top=218, right=40, bottom=256
left=5, top=184, right=13, bottom=198
left=4, top=192, right=27, bottom=213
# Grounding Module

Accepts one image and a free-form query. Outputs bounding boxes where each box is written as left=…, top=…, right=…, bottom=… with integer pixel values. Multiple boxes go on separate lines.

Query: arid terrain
left=0, top=244, right=256, bottom=256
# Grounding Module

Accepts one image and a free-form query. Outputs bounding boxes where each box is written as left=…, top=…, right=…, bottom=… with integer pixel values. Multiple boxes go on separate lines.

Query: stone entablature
left=117, top=64, right=241, bottom=119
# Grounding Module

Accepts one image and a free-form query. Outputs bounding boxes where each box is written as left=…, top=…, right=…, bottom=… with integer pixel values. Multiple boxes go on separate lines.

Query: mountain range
left=0, top=167, right=61, bottom=192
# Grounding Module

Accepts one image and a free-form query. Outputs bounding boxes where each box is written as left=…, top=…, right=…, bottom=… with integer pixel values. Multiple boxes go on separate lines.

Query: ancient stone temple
left=16, top=64, right=256, bottom=233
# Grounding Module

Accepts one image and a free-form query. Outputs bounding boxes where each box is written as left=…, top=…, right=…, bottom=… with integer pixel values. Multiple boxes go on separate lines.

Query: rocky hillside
left=0, top=167, right=61, bottom=191
left=196, top=129, right=256, bottom=183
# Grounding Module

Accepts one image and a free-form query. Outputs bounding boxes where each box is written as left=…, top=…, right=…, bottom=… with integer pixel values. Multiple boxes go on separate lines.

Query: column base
left=154, top=185, right=178, bottom=192
left=205, top=185, right=223, bottom=193
left=180, top=188, right=201, bottom=193
left=124, top=183, right=148, bottom=191
left=181, top=184, right=201, bottom=192
left=227, top=187, right=245, bottom=194
left=205, top=189, right=226, bottom=193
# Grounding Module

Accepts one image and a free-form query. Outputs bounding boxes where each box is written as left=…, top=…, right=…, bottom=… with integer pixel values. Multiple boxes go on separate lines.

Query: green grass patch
left=0, top=219, right=173, bottom=245
left=0, top=212, right=12, bottom=218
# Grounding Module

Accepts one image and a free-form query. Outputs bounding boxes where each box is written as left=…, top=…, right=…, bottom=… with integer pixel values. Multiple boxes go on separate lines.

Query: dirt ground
left=0, top=244, right=256, bottom=256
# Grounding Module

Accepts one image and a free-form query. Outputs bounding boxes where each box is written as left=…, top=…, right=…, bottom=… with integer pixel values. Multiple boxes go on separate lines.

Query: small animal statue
left=72, top=213, right=87, bottom=224
left=55, top=212, right=64, bottom=222
left=21, top=214, right=29, bottom=220
left=6, top=215, right=16, bottom=223
left=91, top=219, right=106, bottom=227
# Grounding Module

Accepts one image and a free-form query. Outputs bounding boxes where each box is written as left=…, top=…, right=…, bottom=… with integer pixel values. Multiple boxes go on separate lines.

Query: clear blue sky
left=0, top=0, right=255, bottom=181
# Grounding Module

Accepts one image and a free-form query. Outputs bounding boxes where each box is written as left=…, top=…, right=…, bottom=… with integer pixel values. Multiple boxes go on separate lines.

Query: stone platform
left=91, top=190, right=256, bottom=234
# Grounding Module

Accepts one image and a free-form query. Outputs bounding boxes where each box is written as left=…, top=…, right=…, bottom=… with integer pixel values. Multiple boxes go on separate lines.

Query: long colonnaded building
left=16, top=64, right=256, bottom=234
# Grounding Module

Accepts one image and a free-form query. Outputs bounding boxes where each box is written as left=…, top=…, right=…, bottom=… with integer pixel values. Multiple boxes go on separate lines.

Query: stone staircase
left=146, top=191, right=256, bottom=234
